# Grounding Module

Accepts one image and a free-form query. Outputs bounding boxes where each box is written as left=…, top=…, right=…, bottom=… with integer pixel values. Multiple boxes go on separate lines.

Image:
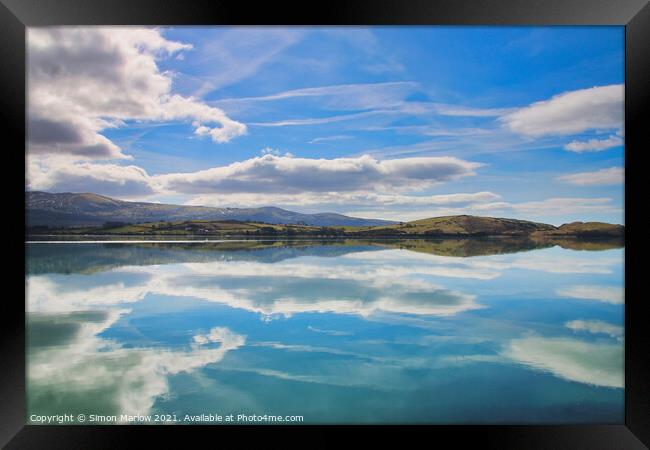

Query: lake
left=25, top=238, right=624, bottom=424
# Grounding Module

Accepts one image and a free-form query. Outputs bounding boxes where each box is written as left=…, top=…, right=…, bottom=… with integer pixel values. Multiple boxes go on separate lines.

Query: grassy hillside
left=368, top=215, right=557, bottom=236
left=41, top=219, right=326, bottom=236
left=550, top=221, right=624, bottom=237
left=29, top=214, right=625, bottom=241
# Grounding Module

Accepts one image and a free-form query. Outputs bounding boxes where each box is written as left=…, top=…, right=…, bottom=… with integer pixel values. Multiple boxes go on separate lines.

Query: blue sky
left=27, top=26, right=624, bottom=224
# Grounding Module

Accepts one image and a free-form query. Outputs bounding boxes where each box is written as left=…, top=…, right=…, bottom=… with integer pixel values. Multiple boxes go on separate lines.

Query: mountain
left=25, top=192, right=624, bottom=238
left=26, top=191, right=396, bottom=228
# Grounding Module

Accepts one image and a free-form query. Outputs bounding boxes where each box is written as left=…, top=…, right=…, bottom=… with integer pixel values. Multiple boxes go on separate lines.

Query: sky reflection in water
left=26, top=240, right=624, bottom=424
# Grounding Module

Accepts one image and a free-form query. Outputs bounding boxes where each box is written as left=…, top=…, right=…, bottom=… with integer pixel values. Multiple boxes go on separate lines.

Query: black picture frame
left=2, top=0, right=647, bottom=448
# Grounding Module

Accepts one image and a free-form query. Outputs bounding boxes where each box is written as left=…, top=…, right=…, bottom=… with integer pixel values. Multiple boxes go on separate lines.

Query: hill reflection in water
left=26, top=239, right=624, bottom=424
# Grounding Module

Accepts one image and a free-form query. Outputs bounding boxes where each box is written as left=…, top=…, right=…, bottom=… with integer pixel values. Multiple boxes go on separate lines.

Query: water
left=25, top=238, right=624, bottom=424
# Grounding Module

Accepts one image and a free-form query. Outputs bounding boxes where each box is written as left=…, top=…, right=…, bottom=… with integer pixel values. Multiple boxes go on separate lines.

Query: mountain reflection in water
left=26, top=238, right=624, bottom=424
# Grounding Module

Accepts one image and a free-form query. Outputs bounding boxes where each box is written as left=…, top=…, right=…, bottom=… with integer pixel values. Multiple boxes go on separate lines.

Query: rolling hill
left=363, top=216, right=624, bottom=238
left=26, top=191, right=396, bottom=228
left=368, top=215, right=558, bottom=236
left=26, top=192, right=624, bottom=240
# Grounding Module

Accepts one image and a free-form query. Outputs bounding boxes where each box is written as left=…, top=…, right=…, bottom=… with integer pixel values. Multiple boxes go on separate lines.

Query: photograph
left=23, top=24, right=628, bottom=426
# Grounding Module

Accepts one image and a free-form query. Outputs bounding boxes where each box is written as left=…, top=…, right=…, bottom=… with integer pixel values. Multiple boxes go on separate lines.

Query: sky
left=26, top=26, right=625, bottom=225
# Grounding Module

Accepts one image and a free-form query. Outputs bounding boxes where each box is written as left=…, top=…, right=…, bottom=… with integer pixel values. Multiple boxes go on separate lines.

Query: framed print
left=1, top=0, right=648, bottom=448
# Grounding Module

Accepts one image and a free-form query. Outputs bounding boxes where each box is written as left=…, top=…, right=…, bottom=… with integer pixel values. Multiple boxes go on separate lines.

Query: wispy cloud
left=250, top=109, right=389, bottom=127
left=309, top=135, right=354, bottom=144
left=320, top=28, right=406, bottom=74
left=185, top=191, right=501, bottom=209
left=249, top=102, right=510, bottom=128
left=558, top=167, right=624, bottom=186
left=564, top=135, right=623, bottom=152
left=214, top=81, right=420, bottom=110
left=344, top=197, right=619, bottom=223
left=182, top=28, right=304, bottom=98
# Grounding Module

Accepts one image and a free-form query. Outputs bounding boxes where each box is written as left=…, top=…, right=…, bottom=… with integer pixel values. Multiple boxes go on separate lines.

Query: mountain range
left=26, top=191, right=396, bottom=228
left=26, top=191, right=624, bottom=242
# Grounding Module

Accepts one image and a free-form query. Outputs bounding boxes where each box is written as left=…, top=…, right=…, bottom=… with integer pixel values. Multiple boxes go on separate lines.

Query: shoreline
left=25, top=233, right=625, bottom=243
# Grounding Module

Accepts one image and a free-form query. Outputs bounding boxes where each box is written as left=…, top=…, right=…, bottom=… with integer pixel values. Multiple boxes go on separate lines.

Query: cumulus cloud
left=28, top=153, right=483, bottom=201
left=27, top=27, right=246, bottom=160
left=27, top=156, right=158, bottom=198
left=159, top=154, right=482, bottom=195
left=558, top=167, right=624, bottom=186
left=504, top=336, right=623, bottom=388
left=557, top=285, right=624, bottom=304
left=501, top=84, right=623, bottom=136
left=564, top=135, right=623, bottom=152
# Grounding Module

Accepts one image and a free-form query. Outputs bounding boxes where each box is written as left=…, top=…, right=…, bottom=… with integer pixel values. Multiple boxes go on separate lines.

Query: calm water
left=25, top=239, right=624, bottom=424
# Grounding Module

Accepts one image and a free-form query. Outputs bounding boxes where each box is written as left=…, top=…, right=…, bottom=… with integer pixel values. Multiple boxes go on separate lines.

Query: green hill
left=29, top=214, right=624, bottom=240
left=367, top=215, right=557, bottom=236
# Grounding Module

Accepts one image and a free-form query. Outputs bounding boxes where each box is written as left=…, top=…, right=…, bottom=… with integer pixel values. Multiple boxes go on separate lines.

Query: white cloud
left=433, top=104, right=514, bottom=117
left=558, top=167, right=624, bottom=186
left=309, top=135, right=354, bottom=144
left=501, top=84, right=623, bottom=136
left=215, top=82, right=419, bottom=111
left=565, top=320, right=623, bottom=339
left=185, top=191, right=501, bottom=209
left=27, top=27, right=246, bottom=161
left=27, top=156, right=158, bottom=198
left=183, top=28, right=303, bottom=97
left=250, top=109, right=392, bottom=127
left=28, top=152, right=483, bottom=202
left=250, top=101, right=510, bottom=128
left=321, top=28, right=406, bottom=75
left=348, top=196, right=619, bottom=222
left=557, top=285, right=624, bottom=304
left=564, top=135, right=623, bottom=152
left=504, top=336, right=623, bottom=388
left=477, top=197, right=618, bottom=217
left=159, top=154, right=482, bottom=195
